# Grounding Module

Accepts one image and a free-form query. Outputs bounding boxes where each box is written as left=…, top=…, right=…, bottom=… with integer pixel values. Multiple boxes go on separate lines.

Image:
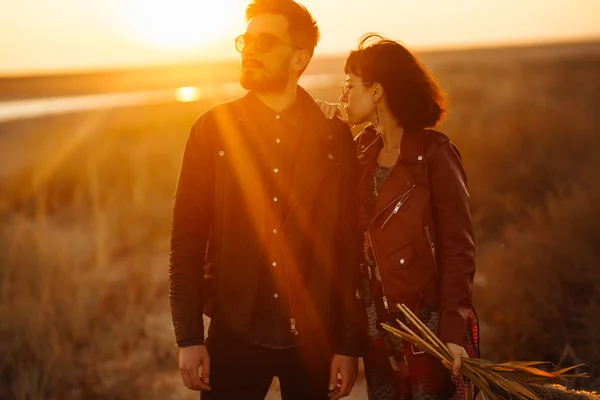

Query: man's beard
left=240, top=60, right=291, bottom=94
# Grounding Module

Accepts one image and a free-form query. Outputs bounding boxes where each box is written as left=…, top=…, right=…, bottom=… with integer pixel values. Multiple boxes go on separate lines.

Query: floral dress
left=357, top=162, right=480, bottom=400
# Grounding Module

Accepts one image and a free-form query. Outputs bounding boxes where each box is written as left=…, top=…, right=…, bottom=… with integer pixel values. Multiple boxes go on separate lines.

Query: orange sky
left=1, top=0, right=599, bottom=75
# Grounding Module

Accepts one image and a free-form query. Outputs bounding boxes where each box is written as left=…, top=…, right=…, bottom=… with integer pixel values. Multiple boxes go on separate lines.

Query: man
left=169, top=0, right=366, bottom=399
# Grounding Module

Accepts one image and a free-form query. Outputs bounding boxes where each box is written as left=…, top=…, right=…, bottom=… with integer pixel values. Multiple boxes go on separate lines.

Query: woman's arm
left=430, top=141, right=476, bottom=347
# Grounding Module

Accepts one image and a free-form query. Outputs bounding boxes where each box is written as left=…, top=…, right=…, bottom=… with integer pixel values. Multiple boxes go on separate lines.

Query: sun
left=125, top=0, right=238, bottom=50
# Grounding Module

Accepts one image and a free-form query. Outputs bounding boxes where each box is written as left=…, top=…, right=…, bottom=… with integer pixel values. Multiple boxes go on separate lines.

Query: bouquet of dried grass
left=381, top=304, right=595, bottom=400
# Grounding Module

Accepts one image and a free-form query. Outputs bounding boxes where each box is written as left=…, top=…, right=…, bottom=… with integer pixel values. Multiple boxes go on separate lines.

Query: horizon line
left=2, top=35, right=599, bottom=79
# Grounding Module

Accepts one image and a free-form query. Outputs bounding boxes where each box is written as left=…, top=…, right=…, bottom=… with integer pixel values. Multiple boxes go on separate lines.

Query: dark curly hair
left=344, top=33, right=448, bottom=130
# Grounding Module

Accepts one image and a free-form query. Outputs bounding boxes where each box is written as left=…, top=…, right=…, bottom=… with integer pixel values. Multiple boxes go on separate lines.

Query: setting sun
left=125, top=0, right=238, bottom=50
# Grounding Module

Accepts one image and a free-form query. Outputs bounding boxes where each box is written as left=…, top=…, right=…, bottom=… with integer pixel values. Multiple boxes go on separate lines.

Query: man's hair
left=246, top=0, right=320, bottom=58
left=344, top=34, right=447, bottom=131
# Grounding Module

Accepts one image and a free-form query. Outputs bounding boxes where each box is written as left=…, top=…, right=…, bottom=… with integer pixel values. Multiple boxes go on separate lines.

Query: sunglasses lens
left=236, top=34, right=283, bottom=53
left=235, top=36, right=244, bottom=52
left=255, top=36, right=274, bottom=52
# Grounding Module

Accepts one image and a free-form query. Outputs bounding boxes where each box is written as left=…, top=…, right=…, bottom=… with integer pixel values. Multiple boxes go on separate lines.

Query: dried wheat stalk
left=381, top=304, right=589, bottom=400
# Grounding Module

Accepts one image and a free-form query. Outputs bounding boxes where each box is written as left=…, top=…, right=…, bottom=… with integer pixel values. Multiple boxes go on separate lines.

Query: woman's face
left=339, top=73, right=376, bottom=125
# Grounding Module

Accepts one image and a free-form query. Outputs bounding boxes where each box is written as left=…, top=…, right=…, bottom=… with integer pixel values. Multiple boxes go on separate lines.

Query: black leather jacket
left=169, top=87, right=367, bottom=356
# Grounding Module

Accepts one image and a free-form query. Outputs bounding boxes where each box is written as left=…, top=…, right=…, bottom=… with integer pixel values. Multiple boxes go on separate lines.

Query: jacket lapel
left=227, top=88, right=338, bottom=224
left=357, top=127, right=425, bottom=218
left=216, top=100, right=268, bottom=239
left=286, top=87, right=338, bottom=213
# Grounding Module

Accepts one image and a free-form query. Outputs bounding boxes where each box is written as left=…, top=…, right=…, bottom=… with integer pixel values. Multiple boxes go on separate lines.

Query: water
left=0, top=73, right=338, bottom=123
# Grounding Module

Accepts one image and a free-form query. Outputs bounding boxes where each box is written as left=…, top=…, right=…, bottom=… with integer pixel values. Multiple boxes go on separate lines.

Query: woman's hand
left=315, top=99, right=345, bottom=121
left=443, top=343, right=469, bottom=376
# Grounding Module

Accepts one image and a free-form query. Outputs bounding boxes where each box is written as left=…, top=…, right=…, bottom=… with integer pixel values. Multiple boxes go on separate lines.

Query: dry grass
left=0, top=193, right=177, bottom=399
left=0, top=103, right=194, bottom=399
left=1, top=52, right=599, bottom=398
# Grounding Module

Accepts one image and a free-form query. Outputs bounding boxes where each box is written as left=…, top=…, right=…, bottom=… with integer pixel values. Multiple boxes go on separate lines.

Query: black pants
left=201, top=332, right=333, bottom=400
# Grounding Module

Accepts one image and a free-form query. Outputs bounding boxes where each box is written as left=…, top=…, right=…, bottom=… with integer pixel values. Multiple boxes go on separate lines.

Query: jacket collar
left=233, top=85, right=338, bottom=214
left=356, top=125, right=426, bottom=217
left=357, top=124, right=425, bottom=163
left=237, top=86, right=335, bottom=149
left=240, top=90, right=300, bottom=126
left=285, top=86, right=339, bottom=207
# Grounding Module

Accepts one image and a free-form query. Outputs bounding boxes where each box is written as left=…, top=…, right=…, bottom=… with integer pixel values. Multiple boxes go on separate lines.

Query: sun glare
left=174, top=86, right=201, bottom=102
left=125, top=0, right=237, bottom=50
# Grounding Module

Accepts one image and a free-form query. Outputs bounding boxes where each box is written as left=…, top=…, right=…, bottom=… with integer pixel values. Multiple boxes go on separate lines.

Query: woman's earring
left=375, top=106, right=383, bottom=136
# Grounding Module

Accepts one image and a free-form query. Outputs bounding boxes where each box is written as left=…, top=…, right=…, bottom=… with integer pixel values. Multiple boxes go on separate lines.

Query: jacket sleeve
left=169, top=113, right=214, bottom=347
left=430, top=141, right=476, bottom=346
left=333, top=123, right=368, bottom=357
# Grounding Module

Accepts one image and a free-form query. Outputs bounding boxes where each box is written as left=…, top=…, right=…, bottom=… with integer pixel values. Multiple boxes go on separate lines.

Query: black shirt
left=234, top=91, right=303, bottom=348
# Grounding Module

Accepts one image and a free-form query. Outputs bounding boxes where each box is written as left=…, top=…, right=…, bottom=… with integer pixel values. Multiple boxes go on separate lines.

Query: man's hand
left=442, top=342, right=468, bottom=376
left=328, top=354, right=358, bottom=399
left=178, top=345, right=211, bottom=391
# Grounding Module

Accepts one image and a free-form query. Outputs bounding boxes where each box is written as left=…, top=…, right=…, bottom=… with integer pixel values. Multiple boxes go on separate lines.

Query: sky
left=0, top=0, right=599, bottom=75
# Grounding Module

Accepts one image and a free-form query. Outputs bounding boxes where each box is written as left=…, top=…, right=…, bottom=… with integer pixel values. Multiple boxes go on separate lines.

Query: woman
left=317, top=34, right=480, bottom=400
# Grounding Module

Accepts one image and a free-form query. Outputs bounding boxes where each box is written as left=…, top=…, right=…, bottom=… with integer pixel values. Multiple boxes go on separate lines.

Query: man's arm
left=328, top=122, right=367, bottom=400
left=333, top=122, right=368, bottom=357
left=169, top=113, right=215, bottom=347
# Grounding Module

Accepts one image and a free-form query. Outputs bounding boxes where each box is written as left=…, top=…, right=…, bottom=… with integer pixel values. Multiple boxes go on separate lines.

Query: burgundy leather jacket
left=356, top=125, right=476, bottom=346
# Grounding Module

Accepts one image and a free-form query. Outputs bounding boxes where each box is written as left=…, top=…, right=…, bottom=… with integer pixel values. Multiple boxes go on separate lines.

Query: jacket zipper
left=281, top=167, right=332, bottom=335
left=366, top=230, right=388, bottom=310
left=380, top=185, right=415, bottom=229
left=424, top=226, right=438, bottom=277
left=366, top=184, right=415, bottom=312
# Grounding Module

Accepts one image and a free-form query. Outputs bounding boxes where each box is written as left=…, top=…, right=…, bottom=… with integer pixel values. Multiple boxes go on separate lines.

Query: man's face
left=239, top=14, right=303, bottom=93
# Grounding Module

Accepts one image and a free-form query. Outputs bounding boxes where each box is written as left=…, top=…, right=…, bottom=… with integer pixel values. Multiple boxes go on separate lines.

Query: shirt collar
left=243, top=90, right=301, bottom=126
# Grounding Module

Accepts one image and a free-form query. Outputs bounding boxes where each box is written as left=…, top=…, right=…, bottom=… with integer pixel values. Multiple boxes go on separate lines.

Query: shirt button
left=273, top=293, right=279, bottom=299
left=276, top=138, right=281, bottom=144
left=273, top=229, right=278, bottom=234
left=218, top=150, right=225, bottom=156
left=273, top=197, right=278, bottom=202
left=275, top=115, right=280, bottom=120
left=328, top=154, right=334, bottom=160
left=272, top=262, right=277, bottom=267
left=418, top=156, right=423, bottom=161
left=400, top=259, right=405, bottom=265
left=274, top=168, right=279, bottom=173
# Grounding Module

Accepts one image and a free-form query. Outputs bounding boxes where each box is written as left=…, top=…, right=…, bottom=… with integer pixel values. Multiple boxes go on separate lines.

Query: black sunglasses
left=235, top=33, right=301, bottom=53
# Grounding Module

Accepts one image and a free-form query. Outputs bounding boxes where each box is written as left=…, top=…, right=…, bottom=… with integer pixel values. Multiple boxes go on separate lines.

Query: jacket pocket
left=387, top=243, right=416, bottom=270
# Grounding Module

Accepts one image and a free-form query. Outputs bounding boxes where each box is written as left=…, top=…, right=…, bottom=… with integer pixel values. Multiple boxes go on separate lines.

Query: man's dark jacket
left=169, top=86, right=367, bottom=357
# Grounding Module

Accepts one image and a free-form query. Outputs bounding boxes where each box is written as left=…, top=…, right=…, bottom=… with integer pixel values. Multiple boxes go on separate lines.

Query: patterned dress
left=358, top=163, right=480, bottom=400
